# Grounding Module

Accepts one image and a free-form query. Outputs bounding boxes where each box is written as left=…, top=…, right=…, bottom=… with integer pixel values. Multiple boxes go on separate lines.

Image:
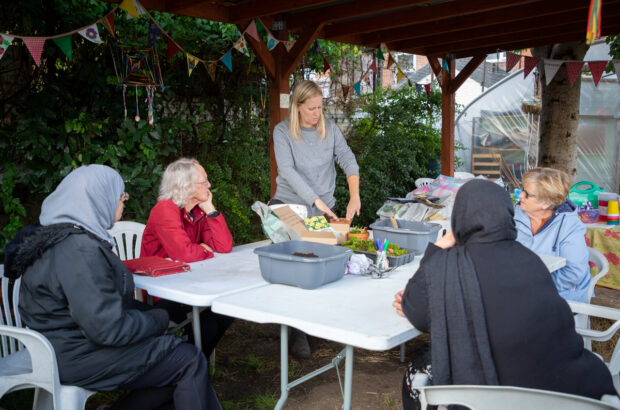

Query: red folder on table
left=123, top=256, right=190, bottom=277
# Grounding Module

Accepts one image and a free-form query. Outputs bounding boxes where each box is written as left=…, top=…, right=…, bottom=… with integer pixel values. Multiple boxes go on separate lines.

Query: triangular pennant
left=442, top=59, right=449, bottom=73
left=312, top=41, right=321, bottom=55
left=424, top=83, right=431, bottom=97
left=0, top=33, right=15, bottom=61
left=283, top=40, right=295, bottom=52
left=614, top=60, right=620, bottom=85
left=415, top=83, right=423, bottom=95
left=119, top=0, right=139, bottom=17
left=78, top=24, right=104, bottom=44
left=342, top=84, right=350, bottom=101
left=167, top=37, right=180, bottom=60
left=52, top=36, right=72, bottom=61
left=370, top=59, right=378, bottom=75
left=523, top=56, right=540, bottom=79
left=353, top=82, right=361, bottom=97
left=397, top=67, right=405, bottom=83
left=207, top=62, right=217, bottom=82
left=246, top=20, right=259, bottom=42
left=148, top=20, right=162, bottom=47
left=221, top=51, right=232, bottom=72
left=543, top=59, right=563, bottom=86
left=506, top=52, right=520, bottom=72
left=565, top=61, right=585, bottom=86
left=387, top=54, right=395, bottom=69
left=23, top=38, right=46, bottom=66
left=323, top=56, right=330, bottom=73
left=587, top=60, right=608, bottom=86
left=266, top=33, right=279, bottom=51
left=186, top=53, right=199, bottom=77
left=101, top=14, right=115, bottom=37
left=233, top=36, right=249, bottom=56
left=407, top=79, right=412, bottom=88
left=134, top=0, right=147, bottom=16
left=586, top=0, right=602, bottom=45
left=376, top=48, right=384, bottom=61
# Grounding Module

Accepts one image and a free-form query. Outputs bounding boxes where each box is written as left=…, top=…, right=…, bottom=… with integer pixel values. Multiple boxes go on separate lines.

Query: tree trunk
left=533, top=42, right=589, bottom=181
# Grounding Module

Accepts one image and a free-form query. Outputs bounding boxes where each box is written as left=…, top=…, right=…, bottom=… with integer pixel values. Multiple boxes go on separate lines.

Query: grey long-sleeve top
left=273, top=118, right=359, bottom=211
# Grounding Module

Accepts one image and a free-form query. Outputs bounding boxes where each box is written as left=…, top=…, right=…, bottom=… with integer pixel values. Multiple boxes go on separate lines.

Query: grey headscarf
left=39, top=165, right=124, bottom=245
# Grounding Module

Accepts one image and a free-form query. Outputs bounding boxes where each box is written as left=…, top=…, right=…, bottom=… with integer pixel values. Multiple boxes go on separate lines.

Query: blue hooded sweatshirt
left=514, top=200, right=591, bottom=302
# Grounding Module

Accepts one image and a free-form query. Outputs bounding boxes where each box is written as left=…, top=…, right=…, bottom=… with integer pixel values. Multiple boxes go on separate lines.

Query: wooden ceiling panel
left=230, top=0, right=334, bottom=22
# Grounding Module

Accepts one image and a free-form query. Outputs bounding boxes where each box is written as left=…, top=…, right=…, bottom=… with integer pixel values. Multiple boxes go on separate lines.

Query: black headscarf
left=426, top=179, right=516, bottom=386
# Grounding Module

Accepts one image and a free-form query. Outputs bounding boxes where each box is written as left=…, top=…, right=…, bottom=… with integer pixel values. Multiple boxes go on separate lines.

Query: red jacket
left=141, top=200, right=233, bottom=263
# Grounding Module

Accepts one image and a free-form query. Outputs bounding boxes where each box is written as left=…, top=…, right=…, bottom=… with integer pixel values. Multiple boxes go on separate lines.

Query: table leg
left=342, top=345, right=354, bottom=410
left=275, top=324, right=289, bottom=410
left=192, top=306, right=202, bottom=350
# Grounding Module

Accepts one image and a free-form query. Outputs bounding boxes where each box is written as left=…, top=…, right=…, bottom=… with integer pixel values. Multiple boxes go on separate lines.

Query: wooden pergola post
left=429, top=55, right=486, bottom=176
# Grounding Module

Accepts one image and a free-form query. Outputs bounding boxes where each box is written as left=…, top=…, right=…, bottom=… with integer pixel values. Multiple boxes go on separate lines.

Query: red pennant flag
left=323, top=56, right=331, bottom=73
left=565, top=61, right=585, bottom=86
left=246, top=20, right=259, bottom=42
left=506, top=52, right=521, bottom=72
left=167, top=37, right=180, bottom=60
left=370, top=59, right=378, bottom=75
left=587, top=60, right=608, bottom=86
left=387, top=53, right=395, bottom=69
left=101, top=13, right=115, bottom=36
left=424, top=83, right=431, bottom=97
left=523, top=56, right=540, bottom=79
left=23, top=37, right=46, bottom=67
left=342, top=85, right=350, bottom=101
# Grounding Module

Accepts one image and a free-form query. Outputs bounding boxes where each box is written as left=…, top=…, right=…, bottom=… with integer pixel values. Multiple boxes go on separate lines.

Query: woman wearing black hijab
left=393, top=179, right=615, bottom=409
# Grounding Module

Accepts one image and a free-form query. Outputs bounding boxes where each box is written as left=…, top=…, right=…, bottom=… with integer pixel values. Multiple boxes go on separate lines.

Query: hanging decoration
left=523, top=56, right=540, bottom=79
left=22, top=38, right=46, bottom=67
left=543, top=59, right=563, bottom=86
left=0, top=34, right=15, bottom=61
left=505, top=52, right=521, bottom=72
left=233, top=36, right=249, bottom=56
left=78, top=24, right=104, bottom=44
left=587, top=61, right=608, bottom=86
left=565, top=61, right=585, bottom=86
left=52, top=36, right=73, bottom=61
left=586, top=0, right=602, bottom=45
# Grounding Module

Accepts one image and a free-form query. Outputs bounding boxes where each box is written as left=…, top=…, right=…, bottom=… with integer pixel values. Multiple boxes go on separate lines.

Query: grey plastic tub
left=254, top=240, right=352, bottom=289
left=369, top=219, right=442, bottom=254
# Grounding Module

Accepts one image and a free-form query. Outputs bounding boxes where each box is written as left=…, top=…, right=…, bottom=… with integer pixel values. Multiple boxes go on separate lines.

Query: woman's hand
left=434, top=231, right=456, bottom=249
left=346, top=195, right=361, bottom=220
left=314, top=198, right=338, bottom=219
left=198, top=189, right=216, bottom=215
left=393, top=290, right=405, bottom=317
left=200, top=243, right=213, bottom=253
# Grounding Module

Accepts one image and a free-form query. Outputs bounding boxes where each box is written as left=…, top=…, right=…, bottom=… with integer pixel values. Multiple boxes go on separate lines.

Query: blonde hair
left=522, top=167, right=570, bottom=208
left=289, top=80, right=326, bottom=141
left=158, top=158, right=200, bottom=207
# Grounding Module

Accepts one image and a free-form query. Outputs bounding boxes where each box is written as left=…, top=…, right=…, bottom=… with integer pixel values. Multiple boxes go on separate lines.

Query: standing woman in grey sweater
left=271, top=80, right=360, bottom=220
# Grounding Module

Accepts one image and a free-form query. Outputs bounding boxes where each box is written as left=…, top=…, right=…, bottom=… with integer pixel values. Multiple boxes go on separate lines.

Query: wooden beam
left=241, top=25, right=276, bottom=79
left=283, top=23, right=325, bottom=77
left=441, top=59, right=456, bottom=177
left=230, top=0, right=334, bottom=22
left=163, top=0, right=230, bottom=21
left=427, top=56, right=443, bottom=86
left=448, top=55, right=486, bottom=94
left=324, top=0, right=538, bottom=39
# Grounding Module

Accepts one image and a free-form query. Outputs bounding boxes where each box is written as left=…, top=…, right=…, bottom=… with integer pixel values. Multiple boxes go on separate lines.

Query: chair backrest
left=416, top=385, right=620, bottom=410
left=588, top=247, right=610, bottom=300
left=108, top=221, right=146, bottom=261
left=415, top=178, right=435, bottom=189
left=1, top=275, right=22, bottom=357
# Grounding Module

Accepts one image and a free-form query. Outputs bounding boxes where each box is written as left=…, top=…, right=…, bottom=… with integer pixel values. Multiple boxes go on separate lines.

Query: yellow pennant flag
left=397, top=67, right=405, bottom=83
left=187, top=54, right=199, bottom=77
left=120, top=0, right=139, bottom=17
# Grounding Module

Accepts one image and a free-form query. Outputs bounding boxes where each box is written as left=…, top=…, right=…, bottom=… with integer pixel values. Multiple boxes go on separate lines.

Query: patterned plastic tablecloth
left=586, top=225, right=620, bottom=290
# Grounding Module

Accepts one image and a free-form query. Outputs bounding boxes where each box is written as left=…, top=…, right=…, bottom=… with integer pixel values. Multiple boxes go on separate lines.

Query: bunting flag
left=586, top=0, right=602, bottom=45
left=78, top=24, right=104, bottom=44
left=397, top=67, right=405, bottom=83
left=186, top=53, right=199, bottom=76
left=246, top=20, right=259, bottom=42
left=207, top=62, right=217, bottom=82
left=415, top=83, right=423, bottom=95
left=233, top=36, right=249, bottom=56
left=370, top=58, right=378, bottom=75
left=565, top=61, right=585, bottom=86
left=101, top=14, right=115, bottom=37
left=0, top=33, right=14, bottom=61
left=119, top=0, right=139, bottom=17
left=587, top=61, right=608, bottom=86
left=266, top=33, right=279, bottom=51
left=506, top=52, right=521, bottom=72
left=323, top=56, right=331, bottom=73
left=442, top=59, right=450, bottom=73
left=543, top=59, right=563, bottom=85
left=134, top=1, right=147, bottom=16
left=52, top=36, right=72, bottom=61
left=167, top=37, right=180, bottom=60
left=23, top=37, right=46, bottom=66
left=376, top=48, right=384, bottom=61
left=221, top=51, right=232, bottom=72
left=148, top=21, right=162, bottom=47
left=353, top=81, right=361, bottom=97
left=282, top=40, right=295, bottom=52
left=312, top=41, right=321, bottom=55
left=424, top=83, right=431, bottom=97
left=387, top=53, right=395, bottom=69
left=523, top=56, right=540, bottom=79
left=342, top=84, right=350, bottom=101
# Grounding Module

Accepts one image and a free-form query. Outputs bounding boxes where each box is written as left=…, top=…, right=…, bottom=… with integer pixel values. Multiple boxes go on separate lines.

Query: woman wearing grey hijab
left=14, top=165, right=220, bottom=410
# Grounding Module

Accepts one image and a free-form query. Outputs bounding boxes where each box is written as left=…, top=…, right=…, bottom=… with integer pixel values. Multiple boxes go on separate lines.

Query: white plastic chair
left=415, top=178, right=435, bottom=189
left=453, top=171, right=475, bottom=179
left=108, top=221, right=146, bottom=261
left=413, top=385, right=620, bottom=410
left=0, top=275, right=94, bottom=409
left=569, top=301, right=620, bottom=396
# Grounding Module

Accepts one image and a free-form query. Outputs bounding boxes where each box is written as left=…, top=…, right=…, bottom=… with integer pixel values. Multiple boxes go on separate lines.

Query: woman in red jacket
left=141, top=158, right=234, bottom=355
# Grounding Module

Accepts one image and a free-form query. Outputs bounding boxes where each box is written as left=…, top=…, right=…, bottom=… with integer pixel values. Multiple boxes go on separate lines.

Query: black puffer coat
left=16, top=224, right=182, bottom=391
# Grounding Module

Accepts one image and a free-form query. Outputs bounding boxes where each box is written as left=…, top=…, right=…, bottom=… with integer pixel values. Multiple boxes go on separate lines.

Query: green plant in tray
left=341, top=237, right=408, bottom=256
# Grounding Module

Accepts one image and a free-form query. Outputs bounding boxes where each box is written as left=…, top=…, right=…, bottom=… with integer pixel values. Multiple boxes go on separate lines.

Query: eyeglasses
left=120, top=192, right=130, bottom=201
left=522, top=189, right=537, bottom=199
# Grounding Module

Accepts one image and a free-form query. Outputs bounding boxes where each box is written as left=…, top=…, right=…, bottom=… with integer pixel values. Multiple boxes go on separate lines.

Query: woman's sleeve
left=200, top=213, right=233, bottom=253
left=551, top=219, right=589, bottom=295
left=56, top=239, right=169, bottom=347
left=273, top=125, right=318, bottom=206
left=332, top=122, right=359, bottom=177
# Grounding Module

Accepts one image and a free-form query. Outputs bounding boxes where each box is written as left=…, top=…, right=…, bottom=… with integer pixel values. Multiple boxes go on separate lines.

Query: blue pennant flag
left=353, top=82, right=361, bottom=97
left=442, top=59, right=450, bottom=73
left=148, top=20, right=162, bottom=47
left=221, top=51, right=233, bottom=72
left=415, top=83, right=423, bottom=95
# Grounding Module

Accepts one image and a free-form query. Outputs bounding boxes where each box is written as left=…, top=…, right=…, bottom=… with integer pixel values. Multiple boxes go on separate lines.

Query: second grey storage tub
left=254, top=240, right=352, bottom=289
left=369, top=219, right=442, bottom=253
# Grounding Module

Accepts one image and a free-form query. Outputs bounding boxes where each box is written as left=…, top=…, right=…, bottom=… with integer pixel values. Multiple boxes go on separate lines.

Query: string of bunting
left=504, top=50, right=620, bottom=87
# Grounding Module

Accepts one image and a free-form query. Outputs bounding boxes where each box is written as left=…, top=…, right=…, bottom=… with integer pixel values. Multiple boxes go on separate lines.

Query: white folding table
left=132, top=240, right=270, bottom=349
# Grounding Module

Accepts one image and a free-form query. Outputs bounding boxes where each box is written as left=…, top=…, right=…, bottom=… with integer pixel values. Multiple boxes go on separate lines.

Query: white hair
left=158, top=158, right=200, bottom=207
